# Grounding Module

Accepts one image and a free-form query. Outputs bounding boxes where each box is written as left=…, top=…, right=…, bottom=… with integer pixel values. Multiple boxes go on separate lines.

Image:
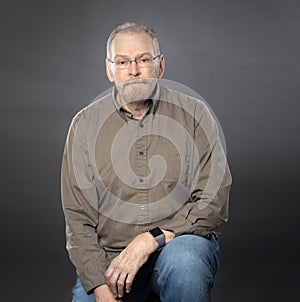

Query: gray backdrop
left=1, top=0, right=299, bottom=301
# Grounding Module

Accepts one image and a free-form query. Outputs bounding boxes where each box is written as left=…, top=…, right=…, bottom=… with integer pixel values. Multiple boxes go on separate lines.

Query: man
left=61, top=22, right=232, bottom=302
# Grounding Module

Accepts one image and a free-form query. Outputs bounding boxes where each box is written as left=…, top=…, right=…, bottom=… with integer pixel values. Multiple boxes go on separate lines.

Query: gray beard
left=116, top=78, right=157, bottom=105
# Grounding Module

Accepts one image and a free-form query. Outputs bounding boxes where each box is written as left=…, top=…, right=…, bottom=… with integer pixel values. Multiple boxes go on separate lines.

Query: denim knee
left=158, top=234, right=219, bottom=272
left=151, top=234, right=220, bottom=301
left=72, top=277, right=96, bottom=302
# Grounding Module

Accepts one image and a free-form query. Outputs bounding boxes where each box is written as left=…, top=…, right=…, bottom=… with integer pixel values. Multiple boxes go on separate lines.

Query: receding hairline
left=106, top=22, right=160, bottom=58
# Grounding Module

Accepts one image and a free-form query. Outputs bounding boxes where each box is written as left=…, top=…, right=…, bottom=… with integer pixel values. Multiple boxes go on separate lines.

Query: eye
left=140, top=57, right=151, bottom=63
left=116, top=59, right=127, bottom=66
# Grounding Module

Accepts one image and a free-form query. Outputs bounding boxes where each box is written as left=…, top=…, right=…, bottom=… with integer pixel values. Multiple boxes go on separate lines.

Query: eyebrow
left=113, top=52, right=152, bottom=59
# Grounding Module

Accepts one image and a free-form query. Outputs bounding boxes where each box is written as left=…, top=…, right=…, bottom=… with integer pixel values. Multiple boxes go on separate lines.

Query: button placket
left=135, top=120, right=149, bottom=223
left=135, top=120, right=147, bottom=183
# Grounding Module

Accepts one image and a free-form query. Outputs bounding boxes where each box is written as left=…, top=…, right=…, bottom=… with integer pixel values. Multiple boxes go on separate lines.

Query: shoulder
left=158, top=85, right=212, bottom=119
left=70, top=90, right=114, bottom=129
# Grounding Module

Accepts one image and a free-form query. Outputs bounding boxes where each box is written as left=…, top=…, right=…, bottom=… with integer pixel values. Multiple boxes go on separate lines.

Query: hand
left=105, top=232, right=157, bottom=298
left=94, top=284, right=122, bottom=302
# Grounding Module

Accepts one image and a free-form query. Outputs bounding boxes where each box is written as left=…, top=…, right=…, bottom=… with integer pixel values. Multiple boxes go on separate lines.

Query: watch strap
left=149, top=227, right=166, bottom=249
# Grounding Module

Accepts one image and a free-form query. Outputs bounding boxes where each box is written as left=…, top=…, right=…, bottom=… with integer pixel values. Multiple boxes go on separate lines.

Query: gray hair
left=106, top=22, right=161, bottom=59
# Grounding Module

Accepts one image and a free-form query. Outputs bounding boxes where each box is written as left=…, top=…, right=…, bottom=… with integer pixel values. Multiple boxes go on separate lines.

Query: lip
left=124, top=79, right=147, bottom=86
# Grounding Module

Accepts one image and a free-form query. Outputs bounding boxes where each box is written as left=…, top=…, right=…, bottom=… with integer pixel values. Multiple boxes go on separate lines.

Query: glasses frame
left=107, top=54, right=161, bottom=70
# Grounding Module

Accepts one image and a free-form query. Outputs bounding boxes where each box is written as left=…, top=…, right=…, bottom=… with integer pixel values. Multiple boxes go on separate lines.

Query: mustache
left=123, top=78, right=154, bottom=86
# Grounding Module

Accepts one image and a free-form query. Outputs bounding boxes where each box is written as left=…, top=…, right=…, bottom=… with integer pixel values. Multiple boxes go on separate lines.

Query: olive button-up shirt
left=61, top=85, right=232, bottom=292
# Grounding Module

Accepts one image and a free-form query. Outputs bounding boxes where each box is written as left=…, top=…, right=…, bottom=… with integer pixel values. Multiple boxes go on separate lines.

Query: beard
left=116, top=78, right=157, bottom=105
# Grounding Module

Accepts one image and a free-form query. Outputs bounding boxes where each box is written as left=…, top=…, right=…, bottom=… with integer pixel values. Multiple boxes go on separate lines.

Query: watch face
left=150, top=227, right=163, bottom=237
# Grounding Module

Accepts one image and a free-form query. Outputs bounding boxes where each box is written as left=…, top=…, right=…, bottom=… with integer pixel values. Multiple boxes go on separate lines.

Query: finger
left=125, top=272, right=135, bottom=294
left=105, top=261, right=116, bottom=279
left=105, top=267, right=113, bottom=278
left=117, top=272, right=127, bottom=298
left=108, top=270, right=120, bottom=297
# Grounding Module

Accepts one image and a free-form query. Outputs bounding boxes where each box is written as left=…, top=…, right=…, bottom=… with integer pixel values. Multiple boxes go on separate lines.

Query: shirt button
left=140, top=205, right=145, bottom=210
left=139, top=178, right=144, bottom=183
left=139, top=123, right=144, bottom=128
left=139, top=151, right=144, bottom=156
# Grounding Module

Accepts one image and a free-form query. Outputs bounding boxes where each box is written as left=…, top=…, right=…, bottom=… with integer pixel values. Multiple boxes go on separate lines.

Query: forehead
left=110, top=31, right=153, bottom=57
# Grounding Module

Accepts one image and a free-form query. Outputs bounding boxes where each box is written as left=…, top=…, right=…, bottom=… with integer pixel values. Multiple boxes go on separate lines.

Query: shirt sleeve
left=161, top=102, right=232, bottom=237
left=61, top=112, right=109, bottom=293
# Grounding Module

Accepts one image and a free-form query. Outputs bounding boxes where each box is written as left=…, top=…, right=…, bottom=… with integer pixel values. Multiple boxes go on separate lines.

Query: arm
left=61, top=113, right=109, bottom=293
left=161, top=102, right=232, bottom=237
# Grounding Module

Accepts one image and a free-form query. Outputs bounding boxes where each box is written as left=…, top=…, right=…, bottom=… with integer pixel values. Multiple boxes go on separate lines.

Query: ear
left=158, top=55, right=165, bottom=78
left=106, top=59, right=114, bottom=83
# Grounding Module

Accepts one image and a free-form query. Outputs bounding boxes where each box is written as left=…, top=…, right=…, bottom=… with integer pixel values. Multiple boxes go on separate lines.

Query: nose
left=129, top=60, right=140, bottom=77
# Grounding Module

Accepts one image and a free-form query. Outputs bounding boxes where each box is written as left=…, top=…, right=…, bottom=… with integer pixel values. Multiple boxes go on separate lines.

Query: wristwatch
left=149, top=227, right=166, bottom=249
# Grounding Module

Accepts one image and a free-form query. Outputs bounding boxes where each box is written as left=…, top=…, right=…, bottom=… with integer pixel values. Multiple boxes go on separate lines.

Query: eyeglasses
left=107, top=54, right=160, bottom=70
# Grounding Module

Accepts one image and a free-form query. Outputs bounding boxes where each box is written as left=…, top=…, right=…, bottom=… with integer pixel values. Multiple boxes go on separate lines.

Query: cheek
left=142, top=68, right=157, bottom=79
left=114, top=73, right=127, bottom=84
left=152, top=62, right=161, bottom=77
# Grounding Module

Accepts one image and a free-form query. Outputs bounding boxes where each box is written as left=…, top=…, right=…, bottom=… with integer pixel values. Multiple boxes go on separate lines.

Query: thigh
left=155, top=234, right=220, bottom=270
left=151, top=234, right=220, bottom=296
left=72, top=276, right=96, bottom=302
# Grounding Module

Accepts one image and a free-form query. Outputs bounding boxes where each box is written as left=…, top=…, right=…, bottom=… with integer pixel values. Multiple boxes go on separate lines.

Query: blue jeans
left=72, top=234, right=220, bottom=302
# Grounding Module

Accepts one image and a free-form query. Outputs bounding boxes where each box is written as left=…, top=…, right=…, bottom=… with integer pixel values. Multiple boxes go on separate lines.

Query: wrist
left=161, top=229, right=175, bottom=244
left=143, top=232, right=159, bottom=253
left=148, top=227, right=166, bottom=250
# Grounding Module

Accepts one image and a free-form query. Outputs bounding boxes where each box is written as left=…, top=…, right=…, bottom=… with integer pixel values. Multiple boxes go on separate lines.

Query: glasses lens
left=115, top=58, right=130, bottom=70
left=137, top=55, right=152, bottom=67
left=113, top=55, right=158, bottom=70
